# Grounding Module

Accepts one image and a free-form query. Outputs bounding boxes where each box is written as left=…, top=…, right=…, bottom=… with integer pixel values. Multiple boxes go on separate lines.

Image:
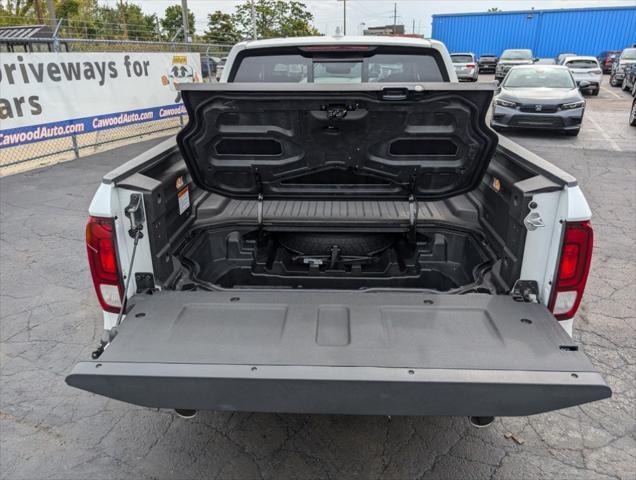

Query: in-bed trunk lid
left=176, top=83, right=498, bottom=200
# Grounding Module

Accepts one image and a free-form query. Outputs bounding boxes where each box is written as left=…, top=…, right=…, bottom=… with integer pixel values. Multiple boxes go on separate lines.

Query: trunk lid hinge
left=255, top=170, right=265, bottom=244
left=257, top=192, right=264, bottom=226
left=512, top=280, right=540, bottom=303
left=408, top=175, right=418, bottom=243
left=254, top=170, right=264, bottom=227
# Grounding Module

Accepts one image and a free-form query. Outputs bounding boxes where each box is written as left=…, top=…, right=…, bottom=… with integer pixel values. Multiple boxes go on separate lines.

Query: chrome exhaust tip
left=468, top=416, right=495, bottom=428
left=174, top=409, right=198, bottom=419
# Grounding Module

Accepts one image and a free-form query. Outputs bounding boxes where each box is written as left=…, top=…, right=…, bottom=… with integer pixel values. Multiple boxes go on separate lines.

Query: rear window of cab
left=229, top=46, right=447, bottom=83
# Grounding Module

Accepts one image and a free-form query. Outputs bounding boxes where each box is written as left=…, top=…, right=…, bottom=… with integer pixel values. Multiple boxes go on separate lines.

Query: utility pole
left=250, top=0, right=257, bottom=40
left=181, top=0, right=190, bottom=43
left=412, top=19, right=415, bottom=34
left=46, top=0, right=56, bottom=30
left=33, top=0, right=44, bottom=23
left=338, top=0, right=347, bottom=35
left=393, top=2, right=397, bottom=34
left=119, top=0, right=128, bottom=39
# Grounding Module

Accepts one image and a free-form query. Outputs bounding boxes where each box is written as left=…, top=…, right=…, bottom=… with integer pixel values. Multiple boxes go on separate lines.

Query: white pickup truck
left=67, top=36, right=610, bottom=424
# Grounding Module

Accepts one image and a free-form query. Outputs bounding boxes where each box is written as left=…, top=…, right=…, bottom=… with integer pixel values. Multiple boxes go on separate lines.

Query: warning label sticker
left=178, top=186, right=190, bottom=215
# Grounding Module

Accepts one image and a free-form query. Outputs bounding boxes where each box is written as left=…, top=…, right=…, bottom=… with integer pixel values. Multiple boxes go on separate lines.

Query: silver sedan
left=491, top=65, right=587, bottom=136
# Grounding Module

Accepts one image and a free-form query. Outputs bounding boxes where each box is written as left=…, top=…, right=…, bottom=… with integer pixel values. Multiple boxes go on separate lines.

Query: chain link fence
left=0, top=34, right=233, bottom=176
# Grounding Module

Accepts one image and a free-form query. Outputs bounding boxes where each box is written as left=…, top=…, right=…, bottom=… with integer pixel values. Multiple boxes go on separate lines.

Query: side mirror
left=578, top=80, right=591, bottom=89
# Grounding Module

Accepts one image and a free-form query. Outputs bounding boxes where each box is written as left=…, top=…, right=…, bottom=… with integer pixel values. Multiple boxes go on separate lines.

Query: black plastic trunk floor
left=102, top=291, right=596, bottom=374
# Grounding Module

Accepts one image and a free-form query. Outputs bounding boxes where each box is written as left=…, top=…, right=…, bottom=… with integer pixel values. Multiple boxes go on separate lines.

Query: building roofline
left=432, top=5, right=636, bottom=18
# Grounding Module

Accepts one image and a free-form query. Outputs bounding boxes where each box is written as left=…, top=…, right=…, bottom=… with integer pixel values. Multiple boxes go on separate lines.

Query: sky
left=103, top=0, right=636, bottom=37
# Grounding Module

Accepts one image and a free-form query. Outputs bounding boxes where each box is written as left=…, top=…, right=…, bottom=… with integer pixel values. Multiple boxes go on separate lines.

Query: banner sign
left=0, top=52, right=201, bottom=148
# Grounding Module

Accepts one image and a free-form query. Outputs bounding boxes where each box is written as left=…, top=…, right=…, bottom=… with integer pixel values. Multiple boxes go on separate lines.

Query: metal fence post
left=71, top=134, right=80, bottom=159
left=52, top=18, right=63, bottom=53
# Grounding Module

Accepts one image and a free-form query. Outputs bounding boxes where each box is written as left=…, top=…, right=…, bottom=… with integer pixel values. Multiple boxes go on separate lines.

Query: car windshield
left=501, top=50, right=532, bottom=60
left=503, top=68, right=575, bottom=88
left=481, top=55, right=496, bottom=59
left=451, top=55, right=472, bottom=63
left=232, top=51, right=444, bottom=83
left=566, top=59, right=598, bottom=69
left=622, top=49, right=636, bottom=60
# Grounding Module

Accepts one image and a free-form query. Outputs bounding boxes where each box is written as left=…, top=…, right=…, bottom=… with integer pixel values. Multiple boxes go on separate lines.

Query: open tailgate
left=67, top=291, right=610, bottom=416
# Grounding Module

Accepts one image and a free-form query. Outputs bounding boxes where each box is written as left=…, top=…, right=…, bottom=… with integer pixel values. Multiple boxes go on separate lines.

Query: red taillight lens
left=467, top=64, right=476, bottom=68
left=86, top=216, right=123, bottom=313
left=549, top=221, right=593, bottom=320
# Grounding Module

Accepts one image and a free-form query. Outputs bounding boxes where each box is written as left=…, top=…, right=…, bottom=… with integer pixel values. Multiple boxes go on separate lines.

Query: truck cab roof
left=221, top=35, right=457, bottom=82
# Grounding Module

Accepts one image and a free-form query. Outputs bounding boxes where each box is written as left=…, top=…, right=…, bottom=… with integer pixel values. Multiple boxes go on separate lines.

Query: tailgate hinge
left=512, top=280, right=540, bottom=303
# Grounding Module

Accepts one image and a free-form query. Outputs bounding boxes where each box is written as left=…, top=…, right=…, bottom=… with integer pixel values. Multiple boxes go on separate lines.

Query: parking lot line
left=601, top=86, right=622, bottom=99
left=586, top=113, right=622, bottom=152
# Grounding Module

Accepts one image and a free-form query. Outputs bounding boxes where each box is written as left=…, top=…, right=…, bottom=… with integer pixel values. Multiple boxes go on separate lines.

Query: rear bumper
left=67, top=362, right=610, bottom=416
left=456, top=69, right=478, bottom=80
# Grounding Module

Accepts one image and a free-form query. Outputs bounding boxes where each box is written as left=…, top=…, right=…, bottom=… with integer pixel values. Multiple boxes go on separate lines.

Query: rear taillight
left=86, top=216, right=123, bottom=313
left=549, top=221, right=593, bottom=320
left=467, top=64, right=476, bottom=68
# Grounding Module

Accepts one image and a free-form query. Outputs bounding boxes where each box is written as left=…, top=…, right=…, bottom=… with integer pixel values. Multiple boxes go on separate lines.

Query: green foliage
left=0, top=0, right=320, bottom=42
left=233, top=0, right=319, bottom=39
left=160, top=4, right=195, bottom=41
left=204, top=10, right=240, bottom=44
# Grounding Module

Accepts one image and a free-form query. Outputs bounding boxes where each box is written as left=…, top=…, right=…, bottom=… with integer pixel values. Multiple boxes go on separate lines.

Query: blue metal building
left=431, top=6, right=636, bottom=58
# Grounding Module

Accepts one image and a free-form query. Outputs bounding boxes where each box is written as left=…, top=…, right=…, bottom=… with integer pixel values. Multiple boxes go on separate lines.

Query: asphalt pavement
left=0, top=77, right=634, bottom=480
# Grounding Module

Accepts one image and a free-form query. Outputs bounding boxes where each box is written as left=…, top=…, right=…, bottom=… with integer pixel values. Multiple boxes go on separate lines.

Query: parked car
left=200, top=56, right=222, bottom=80
left=67, top=36, right=610, bottom=422
left=621, top=63, right=636, bottom=93
left=555, top=52, right=576, bottom=65
left=477, top=53, right=498, bottom=73
left=451, top=52, right=478, bottom=81
left=563, top=56, right=602, bottom=95
left=495, top=49, right=536, bottom=80
left=215, top=57, right=227, bottom=81
left=610, top=48, right=636, bottom=87
left=630, top=91, right=636, bottom=126
left=597, top=50, right=621, bottom=74
left=491, top=65, right=586, bottom=136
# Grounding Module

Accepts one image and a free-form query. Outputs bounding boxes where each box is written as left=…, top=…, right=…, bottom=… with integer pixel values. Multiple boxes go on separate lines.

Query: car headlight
left=494, top=98, right=519, bottom=108
left=560, top=101, right=585, bottom=110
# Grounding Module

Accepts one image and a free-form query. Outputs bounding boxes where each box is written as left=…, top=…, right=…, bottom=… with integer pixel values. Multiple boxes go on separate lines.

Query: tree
left=233, top=0, right=319, bottom=39
left=204, top=10, right=241, bottom=44
left=487, top=7, right=501, bottom=12
left=160, top=4, right=195, bottom=41
left=93, top=2, right=157, bottom=40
